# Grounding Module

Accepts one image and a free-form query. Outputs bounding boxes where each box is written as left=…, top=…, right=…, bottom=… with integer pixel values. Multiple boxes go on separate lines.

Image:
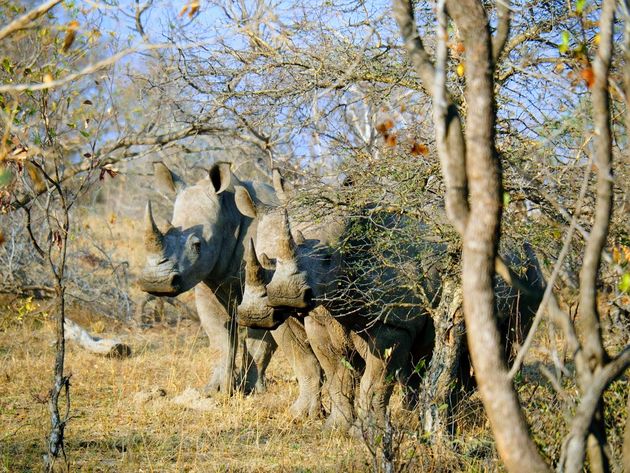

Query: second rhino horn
left=277, top=209, right=297, bottom=259
left=245, top=238, right=265, bottom=285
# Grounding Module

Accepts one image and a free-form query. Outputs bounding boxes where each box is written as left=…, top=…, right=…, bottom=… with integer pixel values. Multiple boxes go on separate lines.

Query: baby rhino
left=234, top=183, right=436, bottom=433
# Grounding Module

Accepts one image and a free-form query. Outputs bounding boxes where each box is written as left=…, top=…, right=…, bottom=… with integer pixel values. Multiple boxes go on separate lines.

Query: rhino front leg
left=242, top=327, right=277, bottom=394
left=272, top=316, right=323, bottom=418
left=305, top=309, right=357, bottom=432
left=195, top=284, right=237, bottom=396
left=354, top=326, right=412, bottom=436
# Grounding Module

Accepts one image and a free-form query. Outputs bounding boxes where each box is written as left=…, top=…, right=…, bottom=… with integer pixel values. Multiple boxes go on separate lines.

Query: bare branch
left=393, top=0, right=469, bottom=234
left=560, top=346, right=630, bottom=473
left=0, top=42, right=213, bottom=93
left=508, top=154, right=592, bottom=378
left=492, top=1, right=511, bottom=65
left=0, top=0, right=63, bottom=43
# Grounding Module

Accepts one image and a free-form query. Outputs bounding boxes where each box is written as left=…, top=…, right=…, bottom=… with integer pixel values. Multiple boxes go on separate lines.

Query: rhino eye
left=188, top=236, right=201, bottom=255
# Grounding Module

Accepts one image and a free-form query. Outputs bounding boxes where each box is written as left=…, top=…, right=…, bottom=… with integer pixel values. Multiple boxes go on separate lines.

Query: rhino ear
left=293, top=229, right=305, bottom=246
left=234, top=185, right=257, bottom=219
left=209, top=161, right=233, bottom=194
left=153, top=161, right=186, bottom=195
left=259, top=252, right=276, bottom=271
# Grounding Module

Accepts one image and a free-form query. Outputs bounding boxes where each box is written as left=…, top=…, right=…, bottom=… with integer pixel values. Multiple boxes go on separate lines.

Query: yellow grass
left=3, top=201, right=623, bottom=472
left=0, top=297, right=508, bottom=472
left=0, top=308, right=367, bottom=472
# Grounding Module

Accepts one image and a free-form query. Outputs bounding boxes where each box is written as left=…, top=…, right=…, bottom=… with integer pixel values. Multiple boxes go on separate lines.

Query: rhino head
left=234, top=184, right=314, bottom=313
left=138, top=162, right=236, bottom=296
left=237, top=238, right=291, bottom=329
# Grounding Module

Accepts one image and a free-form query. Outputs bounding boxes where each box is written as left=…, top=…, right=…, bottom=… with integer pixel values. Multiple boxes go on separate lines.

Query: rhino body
left=235, top=177, right=543, bottom=432
left=138, top=162, right=322, bottom=417
left=235, top=183, right=435, bottom=432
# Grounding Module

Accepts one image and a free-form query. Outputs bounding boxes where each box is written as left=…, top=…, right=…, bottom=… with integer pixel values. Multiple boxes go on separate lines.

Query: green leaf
left=0, top=167, right=13, bottom=187
left=619, top=273, right=630, bottom=294
left=576, top=0, right=586, bottom=14
left=559, top=31, right=571, bottom=54
left=340, top=357, right=355, bottom=372
left=503, top=191, right=511, bottom=207
left=1, top=58, right=13, bottom=74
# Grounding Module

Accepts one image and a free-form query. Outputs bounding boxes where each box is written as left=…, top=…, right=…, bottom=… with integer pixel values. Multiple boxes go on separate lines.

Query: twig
left=0, top=0, right=63, bottom=43
left=508, top=154, right=592, bottom=378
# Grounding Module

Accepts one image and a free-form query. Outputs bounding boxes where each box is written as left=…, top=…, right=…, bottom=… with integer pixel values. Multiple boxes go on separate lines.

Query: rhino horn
left=272, top=168, right=287, bottom=203
left=277, top=209, right=297, bottom=259
left=245, top=238, right=265, bottom=285
left=144, top=201, right=164, bottom=254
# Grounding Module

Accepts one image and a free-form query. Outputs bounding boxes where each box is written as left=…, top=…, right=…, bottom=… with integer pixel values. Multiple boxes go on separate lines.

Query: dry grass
left=0, top=297, right=509, bottom=472
left=0, top=305, right=364, bottom=472
left=2, top=201, right=624, bottom=472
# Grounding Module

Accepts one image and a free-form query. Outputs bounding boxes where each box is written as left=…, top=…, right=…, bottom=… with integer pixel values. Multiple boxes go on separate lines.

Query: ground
left=2, top=294, right=628, bottom=471
left=0, top=303, right=362, bottom=472
left=0, top=294, right=515, bottom=472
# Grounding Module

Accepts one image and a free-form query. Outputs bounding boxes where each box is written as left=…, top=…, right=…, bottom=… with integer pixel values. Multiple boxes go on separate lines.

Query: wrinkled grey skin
left=138, top=162, right=322, bottom=417
left=238, top=210, right=362, bottom=430
left=234, top=183, right=434, bottom=432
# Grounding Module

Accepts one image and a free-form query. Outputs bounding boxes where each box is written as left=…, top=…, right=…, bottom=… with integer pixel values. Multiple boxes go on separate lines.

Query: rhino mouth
left=267, top=288, right=314, bottom=311
left=138, top=273, right=182, bottom=296
left=237, top=306, right=290, bottom=330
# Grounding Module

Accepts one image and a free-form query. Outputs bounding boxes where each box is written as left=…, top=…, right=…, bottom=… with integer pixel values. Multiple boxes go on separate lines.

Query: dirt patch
left=171, top=387, right=216, bottom=411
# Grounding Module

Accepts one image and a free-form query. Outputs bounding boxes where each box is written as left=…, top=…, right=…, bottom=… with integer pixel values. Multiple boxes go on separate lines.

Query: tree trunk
left=420, top=280, right=464, bottom=439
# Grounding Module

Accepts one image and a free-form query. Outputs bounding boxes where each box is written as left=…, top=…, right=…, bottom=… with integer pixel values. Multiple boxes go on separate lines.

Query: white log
left=64, top=318, right=131, bottom=358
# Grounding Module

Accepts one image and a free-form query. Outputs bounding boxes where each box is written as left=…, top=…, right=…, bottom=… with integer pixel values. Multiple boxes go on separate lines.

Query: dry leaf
left=62, top=20, right=80, bottom=53
left=553, top=62, right=565, bottom=74
left=580, top=67, right=595, bottom=88
left=410, top=142, right=429, bottom=156
left=385, top=133, right=397, bottom=147
left=451, top=42, right=465, bottom=55
left=179, top=1, right=200, bottom=18
left=25, top=162, right=44, bottom=190
left=376, top=119, right=394, bottom=134
left=188, top=0, right=200, bottom=17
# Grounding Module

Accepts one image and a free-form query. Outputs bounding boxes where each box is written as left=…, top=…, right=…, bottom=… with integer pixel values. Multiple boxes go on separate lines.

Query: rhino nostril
left=170, top=274, right=181, bottom=289
left=302, top=288, right=313, bottom=305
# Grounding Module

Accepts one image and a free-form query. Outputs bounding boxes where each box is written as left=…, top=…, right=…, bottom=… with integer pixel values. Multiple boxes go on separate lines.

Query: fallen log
left=64, top=318, right=131, bottom=358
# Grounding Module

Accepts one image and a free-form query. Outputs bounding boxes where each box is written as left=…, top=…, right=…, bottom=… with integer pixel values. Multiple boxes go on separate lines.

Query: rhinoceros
left=239, top=222, right=365, bottom=431
left=138, top=162, right=322, bottom=417
left=234, top=181, right=435, bottom=432
left=234, top=176, right=544, bottom=433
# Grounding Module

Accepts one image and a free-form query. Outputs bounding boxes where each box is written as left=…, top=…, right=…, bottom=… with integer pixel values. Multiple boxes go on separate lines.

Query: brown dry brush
left=0, top=3, right=132, bottom=469
left=394, top=0, right=629, bottom=472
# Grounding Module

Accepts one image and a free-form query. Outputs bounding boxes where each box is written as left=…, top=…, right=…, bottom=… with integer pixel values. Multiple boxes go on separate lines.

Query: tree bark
left=576, top=0, right=616, bottom=470
left=393, top=0, right=550, bottom=470
left=420, top=280, right=464, bottom=439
